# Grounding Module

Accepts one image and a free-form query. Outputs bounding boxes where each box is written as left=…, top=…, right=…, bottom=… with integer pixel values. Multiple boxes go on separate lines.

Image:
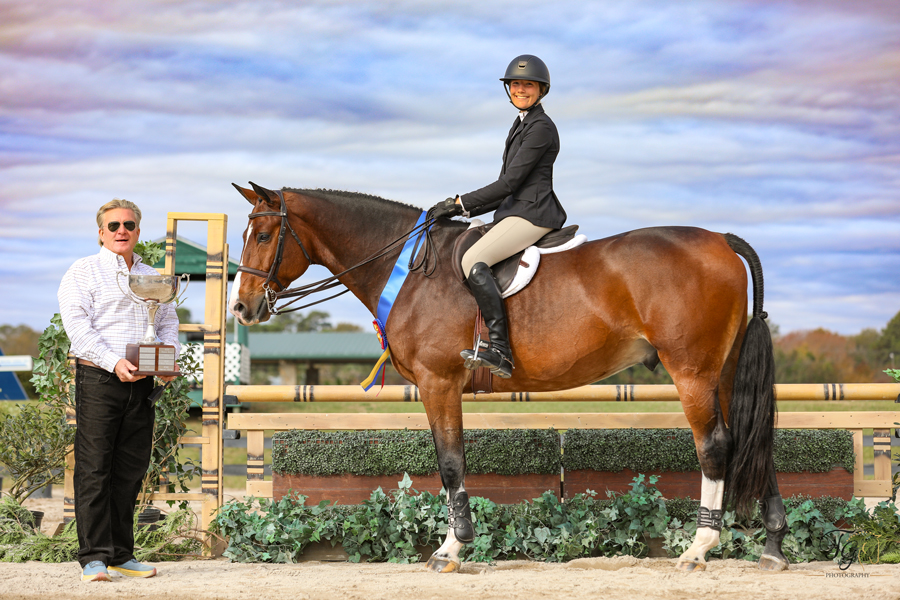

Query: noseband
left=236, top=189, right=312, bottom=312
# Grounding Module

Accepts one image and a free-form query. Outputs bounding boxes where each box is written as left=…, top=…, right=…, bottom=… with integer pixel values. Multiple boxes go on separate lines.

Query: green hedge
left=563, top=429, right=699, bottom=472
left=562, top=429, right=855, bottom=473
left=773, top=430, right=856, bottom=473
left=272, top=428, right=855, bottom=477
left=272, top=429, right=561, bottom=476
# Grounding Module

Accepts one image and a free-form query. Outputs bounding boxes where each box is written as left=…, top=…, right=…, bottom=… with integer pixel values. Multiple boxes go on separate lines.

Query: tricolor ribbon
left=361, top=318, right=390, bottom=392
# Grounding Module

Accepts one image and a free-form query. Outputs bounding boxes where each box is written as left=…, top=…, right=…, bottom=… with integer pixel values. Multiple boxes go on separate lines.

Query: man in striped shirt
left=58, top=199, right=180, bottom=582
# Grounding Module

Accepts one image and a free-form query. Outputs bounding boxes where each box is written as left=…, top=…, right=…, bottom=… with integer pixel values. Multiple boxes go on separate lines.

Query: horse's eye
left=257, top=232, right=271, bottom=243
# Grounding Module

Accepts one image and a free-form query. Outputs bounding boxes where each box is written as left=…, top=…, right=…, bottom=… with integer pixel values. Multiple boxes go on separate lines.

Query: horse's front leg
left=419, top=379, right=472, bottom=573
left=426, top=485, right=473, bottom=573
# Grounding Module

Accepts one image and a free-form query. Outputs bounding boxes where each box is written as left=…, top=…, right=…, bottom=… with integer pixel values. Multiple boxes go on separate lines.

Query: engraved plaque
left=126, top=343, right=179, bottom=377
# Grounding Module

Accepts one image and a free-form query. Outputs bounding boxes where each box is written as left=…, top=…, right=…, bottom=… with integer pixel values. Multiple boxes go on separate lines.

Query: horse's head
left=228, top=182, right=312, bottom=325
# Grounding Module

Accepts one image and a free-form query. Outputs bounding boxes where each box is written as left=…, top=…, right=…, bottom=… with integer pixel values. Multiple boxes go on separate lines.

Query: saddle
left=451, top=222, right=585, bottom=297
left=452, top=221, right=586, bottom=396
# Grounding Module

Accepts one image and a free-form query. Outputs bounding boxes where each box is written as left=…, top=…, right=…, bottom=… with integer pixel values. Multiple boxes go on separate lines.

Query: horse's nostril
left=233, top=301, right=244, bottom=314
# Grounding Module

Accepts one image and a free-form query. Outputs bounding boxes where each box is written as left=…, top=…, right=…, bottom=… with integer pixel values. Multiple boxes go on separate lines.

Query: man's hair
left=96, top=198, right=142, bottom=246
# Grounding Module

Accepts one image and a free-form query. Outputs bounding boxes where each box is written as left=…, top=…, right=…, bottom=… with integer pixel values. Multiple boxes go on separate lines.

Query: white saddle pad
left=467, top=219, right=588, bottom=298
left=501, top=234, right=588, bottom=298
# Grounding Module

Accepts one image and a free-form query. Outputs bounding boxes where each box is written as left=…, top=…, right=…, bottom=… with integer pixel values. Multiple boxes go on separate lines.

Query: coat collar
left=520, top=102, right=545, bottom=124
left=509, top=103, right=545, bottom=142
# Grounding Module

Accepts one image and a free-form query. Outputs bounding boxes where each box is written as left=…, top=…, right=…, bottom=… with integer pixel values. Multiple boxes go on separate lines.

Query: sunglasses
left=106, top=220, right=136, bottom=232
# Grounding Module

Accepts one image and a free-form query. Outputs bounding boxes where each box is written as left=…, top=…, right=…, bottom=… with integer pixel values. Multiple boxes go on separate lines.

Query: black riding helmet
left=500, top=54, right=550, bottom=110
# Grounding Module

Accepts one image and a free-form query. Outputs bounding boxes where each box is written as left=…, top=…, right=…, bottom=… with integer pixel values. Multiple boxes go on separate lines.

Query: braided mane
left=282, top=188, right=422, bottom=212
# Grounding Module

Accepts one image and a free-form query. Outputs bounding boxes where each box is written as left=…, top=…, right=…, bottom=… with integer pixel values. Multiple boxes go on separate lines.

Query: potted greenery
left=0, top=401, right=74, bottom=525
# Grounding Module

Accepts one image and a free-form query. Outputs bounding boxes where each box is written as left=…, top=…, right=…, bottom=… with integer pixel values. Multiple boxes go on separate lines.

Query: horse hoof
left=675, top=558, right=706, bottom=572
left=425, top=555, right=460, bottom=573
left=758, top=554, right=789, bottom=572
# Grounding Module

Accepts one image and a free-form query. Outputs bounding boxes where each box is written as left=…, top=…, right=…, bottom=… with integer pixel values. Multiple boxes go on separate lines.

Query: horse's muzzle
left=230, top=294, right=269, bottom=326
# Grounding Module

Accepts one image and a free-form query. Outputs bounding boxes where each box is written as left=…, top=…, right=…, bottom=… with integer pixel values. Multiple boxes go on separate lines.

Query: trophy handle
left=116, top=271, right=142, bottom=305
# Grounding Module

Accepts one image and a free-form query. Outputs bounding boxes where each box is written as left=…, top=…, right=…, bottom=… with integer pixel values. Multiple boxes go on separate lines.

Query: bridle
left=236, top=190, right=316, bottom=313
left=237, top=189, right=440, bottom=316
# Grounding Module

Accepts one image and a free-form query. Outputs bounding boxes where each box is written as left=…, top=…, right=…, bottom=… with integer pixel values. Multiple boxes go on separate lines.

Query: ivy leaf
left=534, top=526, right=551, bottom=545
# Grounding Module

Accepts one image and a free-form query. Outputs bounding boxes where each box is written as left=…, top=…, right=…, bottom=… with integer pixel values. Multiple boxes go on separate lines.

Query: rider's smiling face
left=509, top=80, right=540, bottom=110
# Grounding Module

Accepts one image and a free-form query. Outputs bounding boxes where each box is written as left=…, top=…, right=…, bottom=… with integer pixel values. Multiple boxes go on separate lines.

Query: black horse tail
left=723, top=233, right=777, bottom=516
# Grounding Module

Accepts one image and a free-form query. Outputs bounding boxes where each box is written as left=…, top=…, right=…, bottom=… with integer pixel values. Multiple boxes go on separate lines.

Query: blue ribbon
left=376, top=211, right=427, bottom=325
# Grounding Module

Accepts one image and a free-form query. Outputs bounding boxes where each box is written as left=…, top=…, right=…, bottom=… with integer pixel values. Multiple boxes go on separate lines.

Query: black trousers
left=74, top=365, right=154, bottom=567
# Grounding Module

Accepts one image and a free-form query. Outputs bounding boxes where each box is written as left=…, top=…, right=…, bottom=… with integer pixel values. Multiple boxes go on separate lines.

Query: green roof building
left=246, top=332, right=381, bottom=362
left=152, top=235, right=240, bottom=281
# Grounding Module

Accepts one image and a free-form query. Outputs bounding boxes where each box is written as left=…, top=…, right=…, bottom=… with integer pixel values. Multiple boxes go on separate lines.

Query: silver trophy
left=117, top=272, right=189, bottom=376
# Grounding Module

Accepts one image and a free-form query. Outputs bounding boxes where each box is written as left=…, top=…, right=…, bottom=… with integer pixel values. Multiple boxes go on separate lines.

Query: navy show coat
left=460, top=103, right=566, bottom=229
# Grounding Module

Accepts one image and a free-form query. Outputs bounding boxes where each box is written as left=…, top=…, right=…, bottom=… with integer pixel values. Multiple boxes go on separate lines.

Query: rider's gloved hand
left=429, top=197, right=464, bottom=220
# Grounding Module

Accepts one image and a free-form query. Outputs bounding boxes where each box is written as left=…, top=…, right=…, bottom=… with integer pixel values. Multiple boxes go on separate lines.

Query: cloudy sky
left=1, top=0, right=898, bottom=337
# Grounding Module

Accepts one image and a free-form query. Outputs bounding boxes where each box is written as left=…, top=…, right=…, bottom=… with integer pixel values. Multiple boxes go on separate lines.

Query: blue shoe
left=109, top=559, right=157, bottom=578
left=81, top=561, right=110, bottom=582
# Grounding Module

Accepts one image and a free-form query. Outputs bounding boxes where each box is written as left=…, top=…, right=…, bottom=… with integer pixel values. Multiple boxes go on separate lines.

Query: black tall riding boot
left=460, top=262, right=514, bottom=378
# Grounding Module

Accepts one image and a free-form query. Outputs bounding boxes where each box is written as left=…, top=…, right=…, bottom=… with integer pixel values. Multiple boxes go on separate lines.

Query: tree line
left=225, top=310, right=363, bottom=334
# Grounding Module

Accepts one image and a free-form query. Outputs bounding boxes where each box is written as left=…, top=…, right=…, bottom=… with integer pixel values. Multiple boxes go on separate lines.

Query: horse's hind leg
left=419, top=379, right=473, bottom=573
left=674, top=381, right=733, bottom=572
left=758, top=469, right=789, bottom=571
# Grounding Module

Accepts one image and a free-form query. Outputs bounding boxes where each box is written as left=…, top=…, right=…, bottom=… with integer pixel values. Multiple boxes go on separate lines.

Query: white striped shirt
left=58, top=247, right=181, bottom=373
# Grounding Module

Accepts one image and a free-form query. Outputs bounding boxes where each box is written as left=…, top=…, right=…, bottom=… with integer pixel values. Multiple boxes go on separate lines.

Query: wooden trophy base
left=126, top=343, right=178, bottom=377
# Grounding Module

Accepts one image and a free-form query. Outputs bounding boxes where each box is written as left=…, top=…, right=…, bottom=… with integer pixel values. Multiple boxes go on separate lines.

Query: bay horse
left=228, top=183, right=788, bottom=573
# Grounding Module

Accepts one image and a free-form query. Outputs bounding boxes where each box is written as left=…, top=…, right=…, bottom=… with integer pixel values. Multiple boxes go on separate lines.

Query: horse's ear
left=248, top=182, right=280, bottom=208
left=232, top=183, right=259, bottom=206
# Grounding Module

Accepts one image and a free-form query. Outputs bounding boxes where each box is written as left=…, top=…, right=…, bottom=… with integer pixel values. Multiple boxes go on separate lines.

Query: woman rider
left=430, top=54, right=567, bottom=379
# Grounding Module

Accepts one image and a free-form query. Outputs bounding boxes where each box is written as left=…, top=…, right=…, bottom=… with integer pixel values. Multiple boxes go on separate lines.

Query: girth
left=451, top=223, right=580, bottom=293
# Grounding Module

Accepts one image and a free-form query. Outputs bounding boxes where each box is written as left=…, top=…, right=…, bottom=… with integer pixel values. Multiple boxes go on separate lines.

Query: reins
left=237, top=189, right=439, bottom=315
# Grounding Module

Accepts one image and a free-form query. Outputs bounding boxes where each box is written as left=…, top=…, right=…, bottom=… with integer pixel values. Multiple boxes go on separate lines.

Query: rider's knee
left=467, top=262, right=493, bottom=285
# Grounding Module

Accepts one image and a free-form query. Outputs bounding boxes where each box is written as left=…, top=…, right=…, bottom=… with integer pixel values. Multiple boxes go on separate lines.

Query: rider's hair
left=96, top=198, right=142, bottom=246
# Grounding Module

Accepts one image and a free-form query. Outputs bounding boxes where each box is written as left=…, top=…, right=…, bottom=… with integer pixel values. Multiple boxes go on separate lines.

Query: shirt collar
left=98, top=245, right=142, bottom=269
left=519, top=100, right=544, bottom=121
